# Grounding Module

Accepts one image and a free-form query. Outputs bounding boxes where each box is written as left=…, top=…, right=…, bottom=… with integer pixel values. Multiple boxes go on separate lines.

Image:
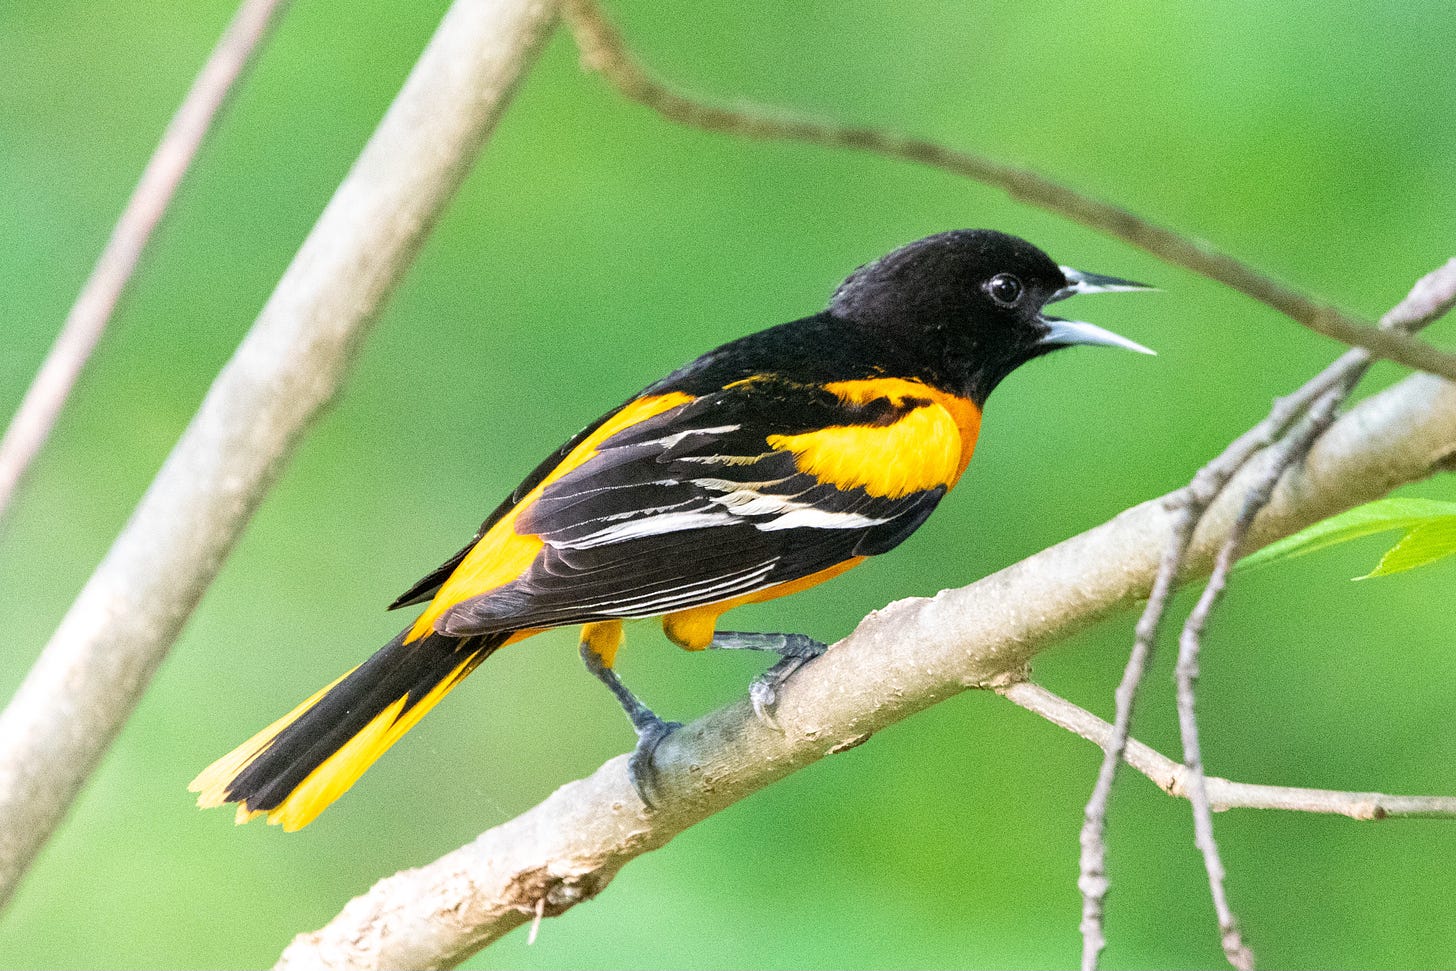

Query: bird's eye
left=986, top=273, right=1023, bottom=306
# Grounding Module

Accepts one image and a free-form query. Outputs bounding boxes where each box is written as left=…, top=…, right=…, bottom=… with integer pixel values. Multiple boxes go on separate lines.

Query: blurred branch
left=0, top=0, right=292, bottom=527
left=561, top=0, right=1456, bottom=381
left=1081, top=256, right=1456, bottom=970
left=999, top=682, right=1456, bottom=819
left=0, top=0, right=560, bottom=912
left=277, top=368, right=1456, bottom=971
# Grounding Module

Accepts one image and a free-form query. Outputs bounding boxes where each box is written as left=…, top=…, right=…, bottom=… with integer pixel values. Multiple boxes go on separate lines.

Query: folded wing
left=429, top=377, right=966, bottom=636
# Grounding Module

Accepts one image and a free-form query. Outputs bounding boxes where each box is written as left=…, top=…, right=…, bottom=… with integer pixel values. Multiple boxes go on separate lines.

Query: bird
left=190, top=228, right=1154, bottom=830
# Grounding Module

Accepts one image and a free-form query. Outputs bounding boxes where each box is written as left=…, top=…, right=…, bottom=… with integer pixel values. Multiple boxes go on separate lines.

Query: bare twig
left=1078, top=346, right=1338, bottom=971
left=560, top=0, right=1456, bottom=381
left=1165, top=257, right=1456, bottom=968
left=1082, top=257, right=1456, bottom=969
left=1175, top=390, right=1355, bottom=971
left=1075, top=345, right=1382, bottom=970
left=998, top=682, right=1456, bottom=819
left=0, top=0, right=561, bottom=912
left=0, top=0, right=292, bottom=526
left=277, top=370, right=1456, bottom=971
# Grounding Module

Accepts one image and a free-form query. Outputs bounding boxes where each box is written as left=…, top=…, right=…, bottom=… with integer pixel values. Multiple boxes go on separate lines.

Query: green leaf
left=1239, top=497, right=1456, bottom=571
left=1359, top=517, right=1456, bottom=578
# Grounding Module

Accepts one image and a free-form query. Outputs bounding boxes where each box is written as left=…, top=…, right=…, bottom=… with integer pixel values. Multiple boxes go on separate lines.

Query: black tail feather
left=191, top=629, right=504, bottom=830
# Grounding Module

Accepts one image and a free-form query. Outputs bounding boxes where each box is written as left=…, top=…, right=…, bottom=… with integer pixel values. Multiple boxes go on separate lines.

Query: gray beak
left=1037, top=264, right=1157, bottom=355
left=1049, top=266, right=1157, bottom=302
left=1038, top=317, right=1156, bottom=355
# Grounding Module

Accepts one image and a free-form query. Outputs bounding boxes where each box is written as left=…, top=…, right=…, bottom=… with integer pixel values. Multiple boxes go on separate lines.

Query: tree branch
left=0, top=0, right=560, bottom=912
left=0, top=0, right=292, bottom=527
left=998, top=682, right=1456, bottom=819
left=277, top=368, right=1456, bottom=971
left=561, top=0, right=1456, bottom=382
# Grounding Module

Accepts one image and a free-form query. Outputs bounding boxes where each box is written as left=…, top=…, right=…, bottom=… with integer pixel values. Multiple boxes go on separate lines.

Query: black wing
left=434, top=380, right=949, bottom=636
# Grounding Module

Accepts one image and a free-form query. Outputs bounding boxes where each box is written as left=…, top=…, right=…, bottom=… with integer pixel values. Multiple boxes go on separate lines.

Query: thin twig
left=998, top=682, right=1456, bottom=819
left=1077, top=497, right=1188, bottom=968
left=0, top=0, right=561, bottom=912
left=1174, top=409, right=1339, bottom=970
left=1168, top=385, right=1359, bottom=971
left=560, top=0, right=1456, bottom=381
left=1082, top=257, right=1456, bottom=970
left=1164, top=257, right=1456, bottom=969
left=0, top=0, right=293, bottom=526
left=1078, top=385, right=1325, bottom=969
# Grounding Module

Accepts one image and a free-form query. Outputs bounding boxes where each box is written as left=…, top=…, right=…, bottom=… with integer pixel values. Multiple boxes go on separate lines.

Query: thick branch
left=0, top=0, right=560, bottom=911
left=562, top=0, right=1456, bottom=381
left=0, top=0, right=292, bottom=525
left=999, top=682, right=1456, bottom=820
left=278, top=369, right=1456, bottom=971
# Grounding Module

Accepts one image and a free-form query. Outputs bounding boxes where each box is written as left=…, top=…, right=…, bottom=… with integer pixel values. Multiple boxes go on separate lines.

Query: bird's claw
left=627, top=717, right=682, bottom=809
left=749, top=654, right=816, bottom=731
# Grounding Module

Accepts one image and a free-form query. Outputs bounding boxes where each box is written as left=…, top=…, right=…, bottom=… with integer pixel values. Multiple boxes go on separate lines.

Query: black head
left=828, top=229, right=1153, bottom=403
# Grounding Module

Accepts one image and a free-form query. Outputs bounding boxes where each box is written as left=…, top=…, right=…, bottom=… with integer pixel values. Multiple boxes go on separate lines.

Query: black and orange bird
left=191, top=229, right=1153, bottom=830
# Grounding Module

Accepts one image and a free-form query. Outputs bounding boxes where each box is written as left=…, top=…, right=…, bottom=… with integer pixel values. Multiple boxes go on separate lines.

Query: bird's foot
left=711, top=631, right=827, bottom=730
left=580, top=638, right=682, bottom=809
left=627, top=715, right=682, bottom=809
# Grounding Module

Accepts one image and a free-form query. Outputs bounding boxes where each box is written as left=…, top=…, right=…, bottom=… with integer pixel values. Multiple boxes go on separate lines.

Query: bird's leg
left=578, top=636, right=679, bottom=809
left=708, top=631, right=828, bottom=727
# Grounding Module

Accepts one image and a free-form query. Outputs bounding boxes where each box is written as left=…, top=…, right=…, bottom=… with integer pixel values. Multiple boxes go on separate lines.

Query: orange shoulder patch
left=765, top=378, right=981, bottom=499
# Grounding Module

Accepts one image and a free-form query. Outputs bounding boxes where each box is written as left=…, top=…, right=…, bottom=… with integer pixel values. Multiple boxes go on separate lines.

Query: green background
left=3, top=0, right=1456, bottom=967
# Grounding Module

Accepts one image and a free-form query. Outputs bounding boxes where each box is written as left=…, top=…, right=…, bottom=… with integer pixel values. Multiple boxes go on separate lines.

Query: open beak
left=1038, top=317, right=1156, bottom=355
left=1038, top=264, right=1157, bottom=355
left=1049, top=266, right=1157, bottom=302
